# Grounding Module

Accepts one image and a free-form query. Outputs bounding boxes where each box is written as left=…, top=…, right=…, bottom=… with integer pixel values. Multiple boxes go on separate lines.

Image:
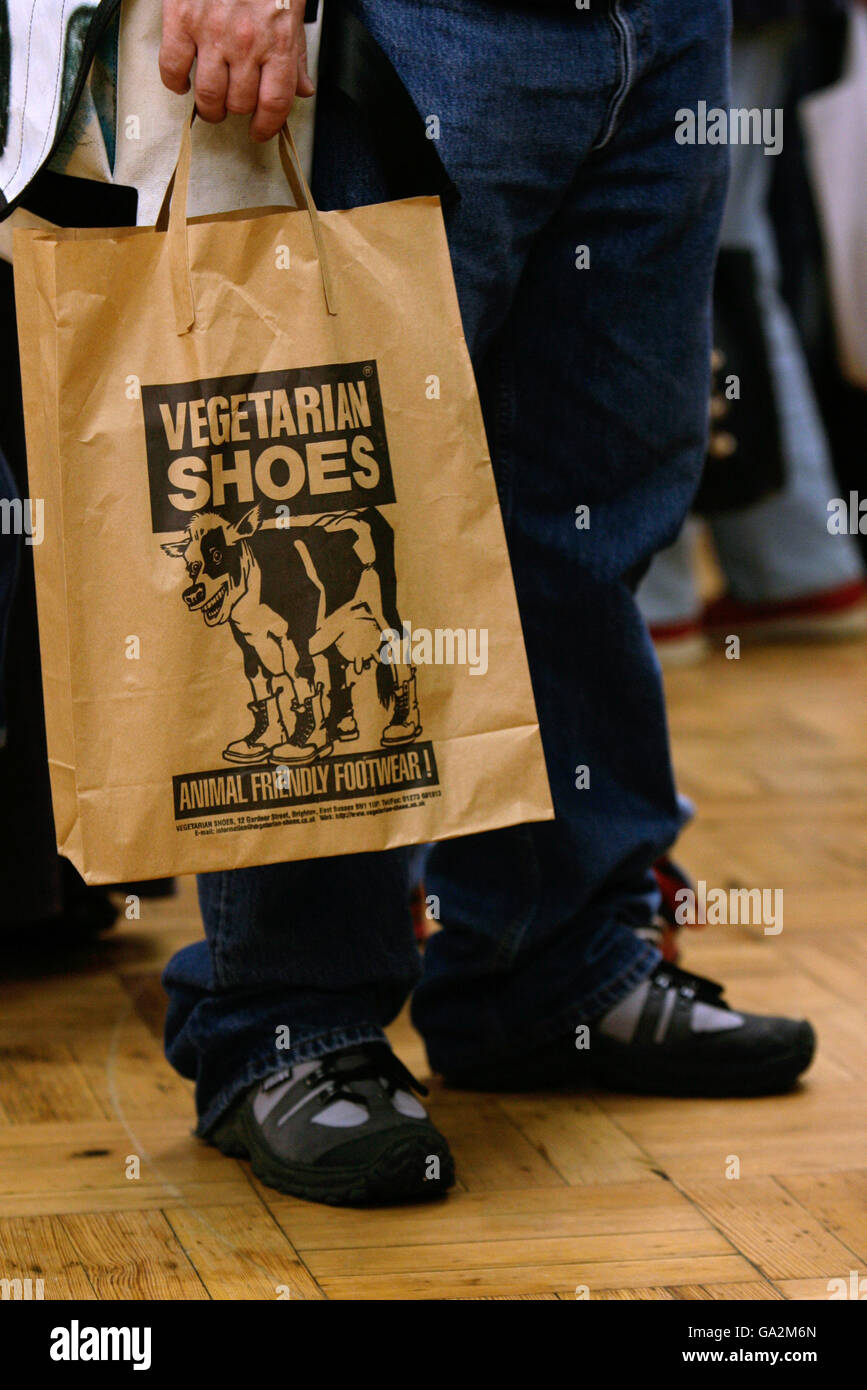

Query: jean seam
left=593, top=0, right=636, bottom=152
left=489, top=825, right=544, bottom=970
left=212, top=872, right=232, bottom=989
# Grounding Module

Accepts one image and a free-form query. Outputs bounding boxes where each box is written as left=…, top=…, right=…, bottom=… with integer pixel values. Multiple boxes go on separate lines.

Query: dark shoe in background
left=0, top=858, right=118, bottom=956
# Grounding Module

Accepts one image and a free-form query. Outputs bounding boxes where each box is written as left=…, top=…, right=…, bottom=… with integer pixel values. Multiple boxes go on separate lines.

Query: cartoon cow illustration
left=161, top=506, right=421, bottom=765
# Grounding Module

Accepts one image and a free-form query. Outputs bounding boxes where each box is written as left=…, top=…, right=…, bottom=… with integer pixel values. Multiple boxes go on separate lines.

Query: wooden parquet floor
left=1, top=642, right=865, bottom=1300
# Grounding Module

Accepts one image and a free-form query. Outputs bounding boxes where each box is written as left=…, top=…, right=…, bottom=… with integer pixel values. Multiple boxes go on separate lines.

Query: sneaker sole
left=267, top=744, right=334, bottom=765
left=445, top=1021, right=816, bottom=1099
left=209, top=1104, right=455, bottom=1207
left=707, top=605, right=867, bottom=644
left=380, top=726, right=423, bottom=747
left=653, top=633, right=710, bottom=669
left=588, top=1020, right=817, bottom=1098
left=222, top=749, right=276, bottom=765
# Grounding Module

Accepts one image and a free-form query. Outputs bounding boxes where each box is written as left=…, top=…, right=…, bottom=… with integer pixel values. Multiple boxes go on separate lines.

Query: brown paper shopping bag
left=13, top=117, right=552, bottom=884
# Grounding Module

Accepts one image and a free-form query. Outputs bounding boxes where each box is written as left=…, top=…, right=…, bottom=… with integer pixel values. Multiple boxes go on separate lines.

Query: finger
left=194, top=53, right=231, bottom=124
left=249, top=56, right=296, bottom=142
left=226, top=61, right=261, bottom=116
left=296, top=25, right=315, bottom=97
left=296, top=61, right=315, bottom=98
left=159, top=26, right=196, bottom=95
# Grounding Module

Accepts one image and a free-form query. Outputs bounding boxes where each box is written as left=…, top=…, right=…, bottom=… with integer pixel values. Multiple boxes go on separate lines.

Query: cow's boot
left=223, top=697, right=286, bottom=764
left=381, top=670, right=422, bottom=746
left=328, top=674, right=359, bottom=743
left=272, top=684, right=333, bottom=764
left=208, top=1043, right=455, bottom=1206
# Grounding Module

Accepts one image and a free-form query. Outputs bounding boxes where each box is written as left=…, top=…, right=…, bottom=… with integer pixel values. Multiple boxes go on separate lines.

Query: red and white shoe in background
left=634, top=855, right=703, bottom=964
left=702, top=578, right=867, bottom=644
left=647, top=617, right=709, bottom=668
left=650, top=578, right=867, bottom=667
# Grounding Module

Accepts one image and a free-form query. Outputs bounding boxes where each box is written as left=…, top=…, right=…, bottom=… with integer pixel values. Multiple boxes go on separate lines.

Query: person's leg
left=405, top=0, right=734, bottom=1075
left=164, top=847, right=459, bottom=1206
left=163, top=851, right=421, bottom=1134
left=164, top=0, right=652, bottom=1130
left=709, top=27, right=865, bottom=602
left=165, top=0, right=811, bottom=1148
left=308, top=0, right=729, bottom=1079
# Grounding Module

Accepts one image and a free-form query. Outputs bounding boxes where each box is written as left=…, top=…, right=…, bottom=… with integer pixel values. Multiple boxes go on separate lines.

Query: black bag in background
left=692, top=247, right=786, bottom=517
left=770, top=12, right=867, bottom=565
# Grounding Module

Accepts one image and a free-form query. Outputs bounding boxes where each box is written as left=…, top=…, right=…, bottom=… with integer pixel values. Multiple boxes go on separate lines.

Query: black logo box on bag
left=173, top=743, right=440, bottom=819
left=143, top=357, right=439, bottom=832
left=142, top=361, right=394, bottom=534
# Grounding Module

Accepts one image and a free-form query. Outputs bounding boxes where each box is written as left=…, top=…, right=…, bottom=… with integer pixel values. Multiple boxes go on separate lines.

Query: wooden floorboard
left=0, top=643, right=865, bottom=1298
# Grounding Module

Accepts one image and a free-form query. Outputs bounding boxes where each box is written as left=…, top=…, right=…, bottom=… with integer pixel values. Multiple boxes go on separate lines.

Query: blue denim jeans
left=164, top=0, right=731, bottom=1134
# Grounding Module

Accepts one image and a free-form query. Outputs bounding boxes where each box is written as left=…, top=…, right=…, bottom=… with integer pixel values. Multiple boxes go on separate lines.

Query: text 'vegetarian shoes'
left=208, top=1042, right=455, bottom=1207
left=444, top=962, right=816, bottom=1098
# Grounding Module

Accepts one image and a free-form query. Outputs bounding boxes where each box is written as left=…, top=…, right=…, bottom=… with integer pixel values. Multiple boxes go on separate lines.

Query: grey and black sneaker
left=208, top=1042, right=455, bottom=1206
left=444, top=962, right=815, bottom=1098
left=587, top=961, right=816, bottom=1096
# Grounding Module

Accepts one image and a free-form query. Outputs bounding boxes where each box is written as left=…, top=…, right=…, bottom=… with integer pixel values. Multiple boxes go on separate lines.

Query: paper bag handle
left=157, top=109, right=338, bottom=335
